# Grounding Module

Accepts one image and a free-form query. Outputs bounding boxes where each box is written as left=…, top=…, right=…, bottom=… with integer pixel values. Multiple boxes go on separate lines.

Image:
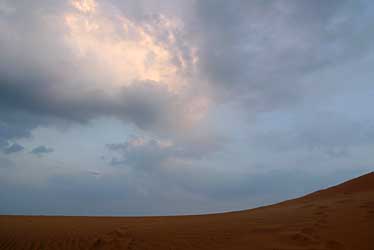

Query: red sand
left=1, top=172, right=373, bottom=250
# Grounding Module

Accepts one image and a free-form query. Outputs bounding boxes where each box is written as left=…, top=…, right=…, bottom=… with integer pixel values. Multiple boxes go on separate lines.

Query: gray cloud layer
left=1, top=0, right=373, bottom=140
left=193, top=0, right=373, bottom=110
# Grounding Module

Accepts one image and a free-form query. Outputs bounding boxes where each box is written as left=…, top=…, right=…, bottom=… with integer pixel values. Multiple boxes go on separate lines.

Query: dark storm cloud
left=31, top=145, right=54, bottom=156
left=0, top=0, right=196, bottom=145
left=0, top=76, right=187, bottom=131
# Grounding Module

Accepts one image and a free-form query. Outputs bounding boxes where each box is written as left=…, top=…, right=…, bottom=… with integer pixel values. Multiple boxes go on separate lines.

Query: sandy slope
left=0, top=172, right=373, bottom=250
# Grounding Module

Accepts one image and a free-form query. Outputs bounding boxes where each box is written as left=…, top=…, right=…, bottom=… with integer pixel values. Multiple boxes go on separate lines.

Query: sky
left=0, top=0, right=373, bottom=216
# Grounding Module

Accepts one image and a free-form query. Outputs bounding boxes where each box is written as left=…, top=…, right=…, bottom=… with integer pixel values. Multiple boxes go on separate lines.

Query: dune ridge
left=0, top=172, right=373, bottom=250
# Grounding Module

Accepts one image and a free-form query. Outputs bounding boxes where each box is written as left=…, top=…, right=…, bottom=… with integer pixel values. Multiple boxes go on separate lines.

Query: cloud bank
left=0, top=0, right=374, bottom=215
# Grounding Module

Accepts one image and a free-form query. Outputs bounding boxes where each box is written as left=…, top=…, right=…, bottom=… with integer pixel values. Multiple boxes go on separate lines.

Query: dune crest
left=317, top=172, right=374, bottom=194
left=0, top=172, right=373, bottom=250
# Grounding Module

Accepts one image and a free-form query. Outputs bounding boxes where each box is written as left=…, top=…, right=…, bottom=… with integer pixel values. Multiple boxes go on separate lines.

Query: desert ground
left=0, top=172, right=373, bottom=250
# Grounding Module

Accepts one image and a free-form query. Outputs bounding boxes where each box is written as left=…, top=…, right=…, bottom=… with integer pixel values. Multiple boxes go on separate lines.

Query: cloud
left=0, top=0, right=202, bottom=143
left=1, top=0, right=374, bottom=216
left=251, top=109, right=374, bottom=158
left=0, top=110, right=44, bottom=153
left=31, top=146, right=54, bottom=157
left=107, top=136, right=171, bottom=168
left=2, top=143, right=24, bottom=155
left=107, top=133, right=225, bottom=169
left=1, top=0, right=372, bottom=144
left=192, top=0, right=373, bottom=111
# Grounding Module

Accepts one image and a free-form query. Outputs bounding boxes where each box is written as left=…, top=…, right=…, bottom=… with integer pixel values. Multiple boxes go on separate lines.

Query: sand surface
left=0, top=172, right=373, bottom=250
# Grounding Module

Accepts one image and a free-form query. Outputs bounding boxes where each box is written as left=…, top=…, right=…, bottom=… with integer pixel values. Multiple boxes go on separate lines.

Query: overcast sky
left=0, top=0, right=373, bottom=216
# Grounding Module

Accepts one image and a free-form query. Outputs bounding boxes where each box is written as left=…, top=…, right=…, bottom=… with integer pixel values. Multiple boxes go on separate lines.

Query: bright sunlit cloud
left=65, top=0, right=198, bottom=93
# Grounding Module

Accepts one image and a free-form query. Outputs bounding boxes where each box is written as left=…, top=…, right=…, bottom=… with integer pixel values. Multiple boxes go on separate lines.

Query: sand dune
left=0, top=172, right=373, bottom=250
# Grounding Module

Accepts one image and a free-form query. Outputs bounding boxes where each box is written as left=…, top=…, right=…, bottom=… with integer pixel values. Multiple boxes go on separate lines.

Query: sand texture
left=0, top=172, right=373, bottom=250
